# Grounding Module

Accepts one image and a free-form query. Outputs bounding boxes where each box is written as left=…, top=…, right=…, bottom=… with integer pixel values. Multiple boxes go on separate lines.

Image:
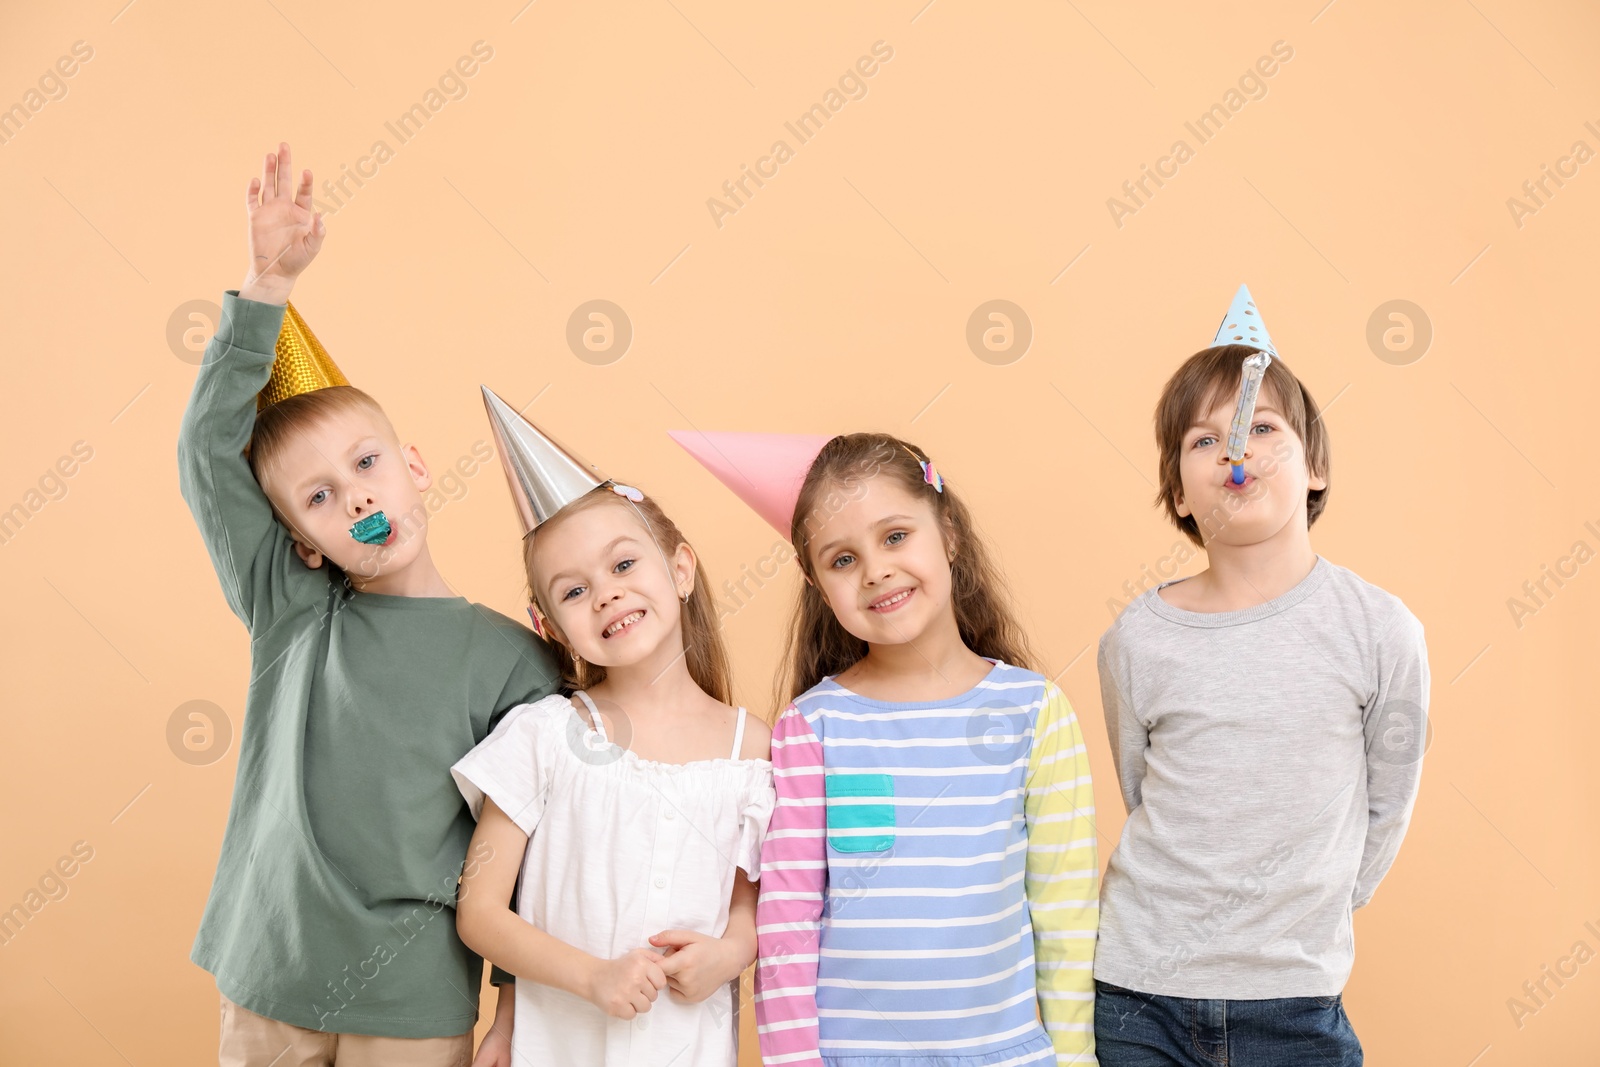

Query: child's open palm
left=241, top=141, right=325, bottom=302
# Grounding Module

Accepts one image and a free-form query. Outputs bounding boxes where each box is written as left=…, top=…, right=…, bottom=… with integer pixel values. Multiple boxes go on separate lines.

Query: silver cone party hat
left=481, top=386, right=608, bottom=538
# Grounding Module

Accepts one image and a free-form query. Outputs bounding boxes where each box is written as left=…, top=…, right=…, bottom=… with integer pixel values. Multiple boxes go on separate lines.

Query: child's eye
left=357, top=453, right=377, bottom=470
left=308, top=489, right=329, bottom=507
left=886, top=530, right=907, bottom=546
left=1192, top=434, right=1218, bottom=450
left=830, top=553, right=855, bottom=569
left=1251, top=422, right=1274, bottom=435
left=614, top=558, right=635, bottom=574
left=562, top=585, right=586, bottom=601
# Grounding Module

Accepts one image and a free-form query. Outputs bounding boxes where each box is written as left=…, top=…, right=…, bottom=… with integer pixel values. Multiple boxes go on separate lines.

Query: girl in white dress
left=451, top=413, right=774, bottom=1067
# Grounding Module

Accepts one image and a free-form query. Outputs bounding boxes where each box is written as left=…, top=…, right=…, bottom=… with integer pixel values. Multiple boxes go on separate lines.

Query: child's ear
left=671, top=541, right=697, bottom=599
left=1173, top=489, right=1191, bottom=519
left=403, top=443, right=432, bottom=492
left=269, top=502, right=326, bottom=569
left=292, top=538, right=325, bottom=570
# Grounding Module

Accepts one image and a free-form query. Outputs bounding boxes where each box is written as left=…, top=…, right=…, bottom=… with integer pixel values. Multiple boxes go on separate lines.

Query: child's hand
left=239, top=141, right=325, bottom=305
left=470, top=981, right=514, bottom=1067
left=470, top=1022, right=511, bottom=1067
left=649, top=929, right=748, bottom=1004
left=585, top=947, right=667, bottom=1019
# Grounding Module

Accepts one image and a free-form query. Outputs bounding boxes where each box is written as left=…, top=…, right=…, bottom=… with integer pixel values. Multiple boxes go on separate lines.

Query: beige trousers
left=219, top=994, right=473, bottom=1067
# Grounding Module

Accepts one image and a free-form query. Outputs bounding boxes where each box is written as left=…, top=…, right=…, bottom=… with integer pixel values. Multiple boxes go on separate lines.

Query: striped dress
left=754, top=659, right=1099, bottom=1066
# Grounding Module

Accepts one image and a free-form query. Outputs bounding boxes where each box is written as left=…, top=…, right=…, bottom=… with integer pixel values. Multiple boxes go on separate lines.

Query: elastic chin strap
left=526, top=603, right=550, bottom=640
left=607, top=482, right=687, bottom=604
left=526, top=482, right=688, bottom=646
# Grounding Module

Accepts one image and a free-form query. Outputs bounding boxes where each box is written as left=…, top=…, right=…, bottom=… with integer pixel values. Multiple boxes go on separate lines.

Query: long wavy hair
left=522, top=485, right=732, bottom=705
left=776, top=432, right=1040, bottom=708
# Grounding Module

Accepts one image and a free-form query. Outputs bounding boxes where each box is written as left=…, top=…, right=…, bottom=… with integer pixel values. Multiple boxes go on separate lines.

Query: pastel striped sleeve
left=754, top=701, right=827, bottom=1067
left=1025, top=681, right=1100, bottom=1065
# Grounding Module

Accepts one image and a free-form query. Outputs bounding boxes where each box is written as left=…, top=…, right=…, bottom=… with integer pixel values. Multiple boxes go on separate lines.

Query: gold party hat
left=257, top=302, right=349, bottom=411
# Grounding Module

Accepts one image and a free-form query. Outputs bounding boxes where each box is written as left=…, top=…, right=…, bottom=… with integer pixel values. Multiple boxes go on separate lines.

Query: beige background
left=2, top=0, right=1597, bottom=1063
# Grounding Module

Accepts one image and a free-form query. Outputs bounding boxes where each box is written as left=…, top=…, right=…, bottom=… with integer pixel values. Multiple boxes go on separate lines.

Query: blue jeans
left=1094, top=980, right=1363, bottom=1066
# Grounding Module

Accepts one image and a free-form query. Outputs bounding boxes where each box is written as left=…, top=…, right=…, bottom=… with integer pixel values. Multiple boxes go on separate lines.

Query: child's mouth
left=602, top=610, right=647, bottom=638
left=1223, top=475, right=1255, bottom=492
left=869, top=588, right=914, bottom=613
left=350, top=511, right=392, bottom=545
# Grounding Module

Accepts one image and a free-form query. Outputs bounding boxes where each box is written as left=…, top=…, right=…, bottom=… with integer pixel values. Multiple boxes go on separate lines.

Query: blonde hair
left=248, top=385, right=394, bottom=488
left=523, top=486, right=733, bottom=705
left=776, top=432, right=1039, bottom=707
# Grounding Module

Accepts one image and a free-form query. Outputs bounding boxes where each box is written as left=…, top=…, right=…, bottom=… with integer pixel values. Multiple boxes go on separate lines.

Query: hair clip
left=526, top=604, right=550, bottom=640
left=611, top=483, right=645, bottom=503
left=904, top=446, right=944, bottom=493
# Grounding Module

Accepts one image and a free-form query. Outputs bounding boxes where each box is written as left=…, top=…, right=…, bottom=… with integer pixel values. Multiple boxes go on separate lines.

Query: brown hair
left=248, top=385, right=394, bottom=490
left=777, top=432, right=1040, bottom=707
left=1153, top=344, right=1331, bottom=547
left=523, top=486, right=733, bottom=705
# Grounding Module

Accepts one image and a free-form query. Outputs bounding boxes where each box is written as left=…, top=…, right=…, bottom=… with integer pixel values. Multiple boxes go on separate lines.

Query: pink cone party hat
left=668, top=431, right=833, bottom=536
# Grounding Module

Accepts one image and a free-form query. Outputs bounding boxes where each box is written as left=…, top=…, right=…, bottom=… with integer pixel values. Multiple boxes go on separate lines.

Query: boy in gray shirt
left=1094, top=301, right=1428, bottom=1066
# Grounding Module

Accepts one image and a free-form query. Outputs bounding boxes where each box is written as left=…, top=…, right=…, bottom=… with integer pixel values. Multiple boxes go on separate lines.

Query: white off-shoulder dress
left=451, top=691, right=775, bottom=1067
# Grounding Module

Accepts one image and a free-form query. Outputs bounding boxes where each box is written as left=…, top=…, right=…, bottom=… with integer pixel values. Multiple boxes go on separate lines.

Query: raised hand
left=239, top=141, right=325, bottom=305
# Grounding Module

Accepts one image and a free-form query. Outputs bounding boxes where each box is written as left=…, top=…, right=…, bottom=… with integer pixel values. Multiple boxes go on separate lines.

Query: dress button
left=664, top=809, right=676, bottom=820
left=638, top=1015, right=650, bottom=1031
left=654, top=876, right=667, bottom=889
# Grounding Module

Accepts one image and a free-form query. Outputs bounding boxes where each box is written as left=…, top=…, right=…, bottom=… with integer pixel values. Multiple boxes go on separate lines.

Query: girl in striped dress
left=672, top=430, right=1100, bottom=1067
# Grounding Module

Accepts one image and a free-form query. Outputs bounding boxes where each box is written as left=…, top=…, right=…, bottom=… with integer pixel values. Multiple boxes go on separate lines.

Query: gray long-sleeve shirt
left=1093, top=556, right=1428, bottom=998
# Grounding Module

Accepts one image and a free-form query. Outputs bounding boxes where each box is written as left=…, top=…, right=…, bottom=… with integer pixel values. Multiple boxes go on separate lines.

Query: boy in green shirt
left=179, top=142, right=557, bottom=1065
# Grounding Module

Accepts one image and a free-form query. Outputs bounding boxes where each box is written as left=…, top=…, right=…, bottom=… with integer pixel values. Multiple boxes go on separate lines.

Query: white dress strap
left=573, top=690, right=607, bottom=742
left=730, top=707, right=748, bottom=760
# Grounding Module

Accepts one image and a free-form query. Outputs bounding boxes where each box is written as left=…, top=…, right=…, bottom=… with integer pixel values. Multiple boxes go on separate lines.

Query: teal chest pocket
left=826, top=773, right=895, bottom=853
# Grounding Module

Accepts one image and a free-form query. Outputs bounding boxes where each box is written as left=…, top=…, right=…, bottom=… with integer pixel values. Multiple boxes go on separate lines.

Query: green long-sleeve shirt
left=178, top=291, right=559, bottom=1037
